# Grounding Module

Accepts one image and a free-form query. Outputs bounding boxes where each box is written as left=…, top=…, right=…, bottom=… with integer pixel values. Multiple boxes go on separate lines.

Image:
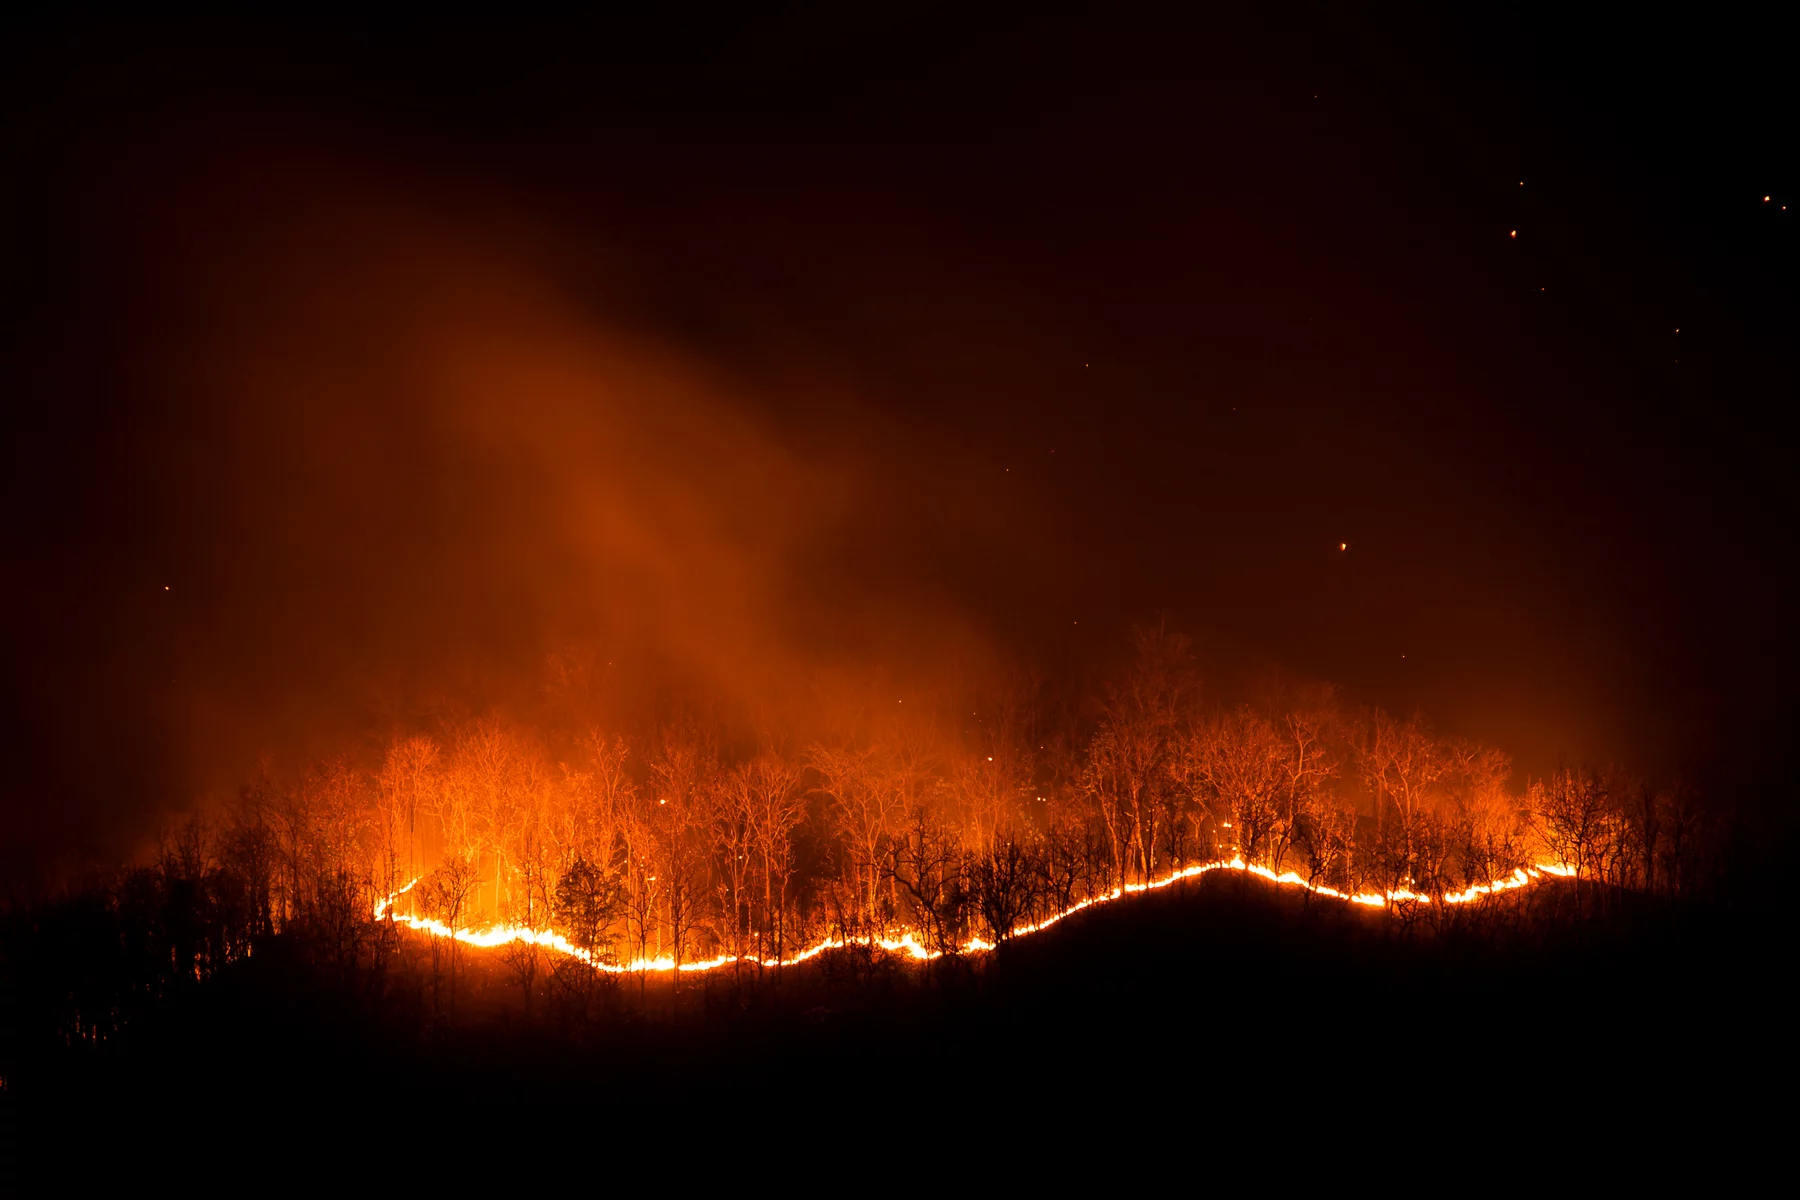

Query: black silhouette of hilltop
left=5, top=868, right=1779, bottom=1131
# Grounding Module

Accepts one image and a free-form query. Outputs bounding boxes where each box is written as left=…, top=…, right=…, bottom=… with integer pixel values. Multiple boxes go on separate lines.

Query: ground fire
left=143, top=627, right=1694, bottom=1011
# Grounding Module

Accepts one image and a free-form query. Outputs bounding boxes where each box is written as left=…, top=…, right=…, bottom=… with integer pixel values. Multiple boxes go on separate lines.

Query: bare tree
left=1037, top=807, right=1109, bottom=918
left=1095, top=624, right=1191, bottom=884
left=421, top=853, right=478, bottom=1013
left=968, top=836, right=1038, bottom=948
left=502, top=809, right=558, bottom=1018
left=451, top=720, right=551, bottom=923
left=1529, top=767, right=1615, bottom=917
left=1355, top=711, right=1448, bottom=893
left=812, top=744, right=905, bottom=936
left=743, top=752, right=808, bottom=970
left=1183, top=708, right=1284, bottom=867
left=1295, top=789, right=1358, bottom=897
left=1276, top=705, right=1340, bottom=874
left=1658, top=779, right=1712, bottom=897
left=649, top=730, right=717, bottom=990
left=1623, top=778, right=1663, bottom=894
left=378, top=735, right=440, bottom=880
left=715, top=762, right=759, bottom=973
left=888, top=809, right=968, bottom=956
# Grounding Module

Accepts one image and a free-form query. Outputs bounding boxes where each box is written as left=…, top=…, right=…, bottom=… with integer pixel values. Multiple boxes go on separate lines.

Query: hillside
left=11, top=870, right=1774, bottom=1121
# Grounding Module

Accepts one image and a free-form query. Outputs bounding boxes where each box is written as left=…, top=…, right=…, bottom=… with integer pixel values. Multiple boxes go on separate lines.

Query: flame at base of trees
left=373, top=857, right=1578, bottom=975
left=19, top=630, right=1721, bottom=1061
left=178, top=632, right=1703, bottom=1002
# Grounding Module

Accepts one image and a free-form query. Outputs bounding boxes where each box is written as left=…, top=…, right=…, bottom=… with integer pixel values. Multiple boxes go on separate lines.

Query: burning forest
left=3, top=5, right=1792, bottom=1143
left=0, top=637, right=1742, bottom=1081
left=245, top=657, right=1674, bottom=994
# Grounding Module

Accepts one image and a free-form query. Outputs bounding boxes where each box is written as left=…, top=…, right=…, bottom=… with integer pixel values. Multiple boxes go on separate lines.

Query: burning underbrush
left=0, top=634, right=1752, bottom=1110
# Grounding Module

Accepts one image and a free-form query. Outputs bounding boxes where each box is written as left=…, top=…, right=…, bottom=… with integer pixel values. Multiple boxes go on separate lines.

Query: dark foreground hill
left=5, top=872, right=1789, bottom=1148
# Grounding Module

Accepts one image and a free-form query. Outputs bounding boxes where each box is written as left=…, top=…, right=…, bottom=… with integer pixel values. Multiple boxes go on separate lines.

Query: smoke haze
left=5, top=9, right=1793, bottom=881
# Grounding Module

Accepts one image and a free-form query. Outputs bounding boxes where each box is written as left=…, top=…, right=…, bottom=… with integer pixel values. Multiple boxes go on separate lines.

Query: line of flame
left=373, top=857, right=1579, bottom=975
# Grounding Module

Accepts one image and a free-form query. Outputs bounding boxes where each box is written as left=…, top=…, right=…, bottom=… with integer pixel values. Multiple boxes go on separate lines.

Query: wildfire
left=374, top=858, right=1579, bottom=975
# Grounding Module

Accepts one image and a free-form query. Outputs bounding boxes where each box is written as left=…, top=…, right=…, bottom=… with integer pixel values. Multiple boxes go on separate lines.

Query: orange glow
left=374, top=856, right=1576, bottom=974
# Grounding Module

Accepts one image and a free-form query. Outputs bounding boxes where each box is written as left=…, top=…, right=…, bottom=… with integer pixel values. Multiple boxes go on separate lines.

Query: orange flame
left=375, top=857, right=1578, bottom=974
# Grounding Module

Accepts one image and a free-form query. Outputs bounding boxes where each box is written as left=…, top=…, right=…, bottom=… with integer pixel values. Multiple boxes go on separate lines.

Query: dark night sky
left=3, top=6, right=1794, bottom=876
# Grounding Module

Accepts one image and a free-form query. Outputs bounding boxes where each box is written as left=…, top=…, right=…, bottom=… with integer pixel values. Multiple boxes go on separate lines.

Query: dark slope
left=9, top=872, right=1781, bottom=1133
